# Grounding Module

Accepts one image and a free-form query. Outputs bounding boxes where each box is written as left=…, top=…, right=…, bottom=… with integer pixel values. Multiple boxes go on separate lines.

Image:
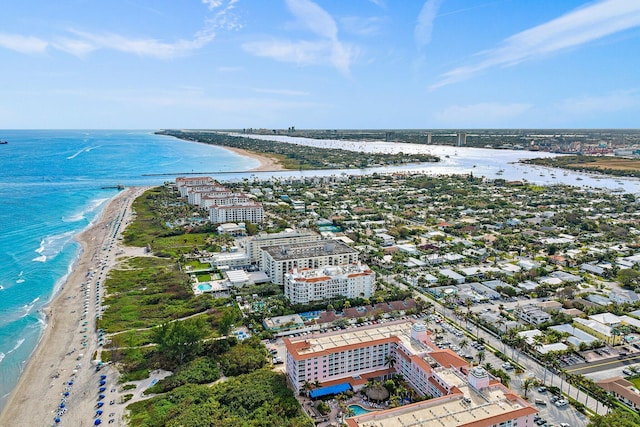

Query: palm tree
left=302, top=380, right=312, bottom=397
left=459, top=339, right=469, bottom=353
left=477, top=350, right=486, bottom=365
left=521, top=377, right=537, bottom=399
left=385, top=354, right=397, bottom=379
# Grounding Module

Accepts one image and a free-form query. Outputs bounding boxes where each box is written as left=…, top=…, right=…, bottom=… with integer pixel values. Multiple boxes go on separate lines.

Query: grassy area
left=195, top=273, right=211, bottom=282
left=98, top=256, right=212, bottom=332
left=185, top=260, right=212, bottom=270
left=629, top=377, right=640, bottom=389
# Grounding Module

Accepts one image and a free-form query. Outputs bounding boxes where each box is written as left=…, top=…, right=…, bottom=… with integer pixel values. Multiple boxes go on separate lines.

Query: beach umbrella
left=96, top=402, right=104, bottom=408
left=54, top=417, right=61, bottom=423
left=98, top=394, right=105, bottom=399
left=100, top=375, right=107, bottom=379
left=96, top=410, right=103, bottom=416
left=99, top=387, right=106, bottom=392
left=69, top=381, right=74, bottom=385
left=94, top=419, right=102, bottom=425
left=64, top=392, right=69, bottom=396
left=60, top=402, right=66, bottom=408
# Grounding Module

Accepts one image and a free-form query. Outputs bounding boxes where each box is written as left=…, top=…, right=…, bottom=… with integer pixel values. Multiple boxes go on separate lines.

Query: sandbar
left=222, top=146, right=285, bottom=171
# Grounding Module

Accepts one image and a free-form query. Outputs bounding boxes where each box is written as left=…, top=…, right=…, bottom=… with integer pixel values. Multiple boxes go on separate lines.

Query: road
left=401, top=281, right=610, bottom=419
left=566, top=354, right=640, bottom=376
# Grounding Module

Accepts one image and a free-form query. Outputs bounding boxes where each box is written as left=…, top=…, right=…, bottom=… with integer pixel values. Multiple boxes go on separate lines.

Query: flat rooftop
left=287, top=320, right=429, bottom=358
left=262, top=240, right=358, bottom=261
left=349, top=374, right=535, bottom=427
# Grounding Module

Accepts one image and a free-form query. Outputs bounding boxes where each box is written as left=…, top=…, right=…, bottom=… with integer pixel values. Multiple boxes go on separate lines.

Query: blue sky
left=1, top=0, right=640, bottom=129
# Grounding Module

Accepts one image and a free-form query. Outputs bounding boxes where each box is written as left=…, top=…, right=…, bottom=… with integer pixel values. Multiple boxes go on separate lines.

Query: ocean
left=0, top=130, right=259, bottom=409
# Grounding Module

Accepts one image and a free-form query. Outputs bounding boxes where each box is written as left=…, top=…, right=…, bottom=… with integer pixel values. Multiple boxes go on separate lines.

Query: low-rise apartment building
left=514, top=304, right=551, bottom=325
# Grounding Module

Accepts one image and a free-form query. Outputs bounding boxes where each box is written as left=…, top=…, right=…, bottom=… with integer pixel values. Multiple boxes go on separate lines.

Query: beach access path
left=0, top=186, right=149, bottom=427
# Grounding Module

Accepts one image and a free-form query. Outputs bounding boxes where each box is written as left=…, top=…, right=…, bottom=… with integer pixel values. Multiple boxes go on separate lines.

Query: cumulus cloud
left=431, top=0, right=640, bottom=89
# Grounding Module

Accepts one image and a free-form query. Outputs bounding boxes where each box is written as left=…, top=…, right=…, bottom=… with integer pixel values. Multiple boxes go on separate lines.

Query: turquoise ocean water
left=0, top=130, right=259, bottom=409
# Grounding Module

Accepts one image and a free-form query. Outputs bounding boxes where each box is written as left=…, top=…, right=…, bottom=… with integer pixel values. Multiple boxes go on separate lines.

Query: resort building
left=345, top=368, right=537, bottom=427
left=208, top=201, right=264, bottom=224
left=262, top=240, right=359, bottom=286
left=284, top=263, right=375, bottom=304
left=284, top=320, right=536, bottom=427
left=245, top=230, right=320, bottom=266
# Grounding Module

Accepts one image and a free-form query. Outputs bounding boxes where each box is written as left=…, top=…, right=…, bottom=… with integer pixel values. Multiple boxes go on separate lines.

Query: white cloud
left=254, top=88, right=309, bottom=96
left=340, top=16, right=384, bottom=37
left=52, top=37, right=96, bottom=56
left=0, top=33, right=48, bottom=54
left=431, top=0, right=640, bottom=89
left=559, top=90, right=639, bottom=115
left=415, top=0, right=443, bottom=49
left=0, top=1, right=240, bottom=58
left=435, top=102, right=532, bottom=126
left=67, top=30, right=215, bottom=59
left=244, top=0, right=354, bottom=74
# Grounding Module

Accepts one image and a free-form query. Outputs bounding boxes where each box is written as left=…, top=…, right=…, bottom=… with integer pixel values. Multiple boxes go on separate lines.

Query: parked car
left=537, top=386, right=547, bottom=393
left=534, top=399, right=547, bottom=406
left=555, top=399, right=568, bottom=407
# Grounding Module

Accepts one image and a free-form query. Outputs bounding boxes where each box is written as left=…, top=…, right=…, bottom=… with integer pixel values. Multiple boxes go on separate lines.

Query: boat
left=0, top=141, right=7, bottom=144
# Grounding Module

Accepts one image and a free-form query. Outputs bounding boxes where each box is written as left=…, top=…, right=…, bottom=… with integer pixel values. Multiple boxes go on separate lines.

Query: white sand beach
left=0, top=186, right=149, bottom=427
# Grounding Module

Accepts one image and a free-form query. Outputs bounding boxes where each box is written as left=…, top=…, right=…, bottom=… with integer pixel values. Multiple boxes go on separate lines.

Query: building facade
left=284, top=263, right=375, bottom=304
left=208, top=202, right=264, bottom=224
left=284, top=320, right=536, bottom=427
left=262, top=240, right=359, bottom=285
left=246, top=230, right=320, bottom=266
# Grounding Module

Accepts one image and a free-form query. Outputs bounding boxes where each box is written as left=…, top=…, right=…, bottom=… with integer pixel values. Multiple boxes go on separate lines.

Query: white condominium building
left=284, top=263, right=375, bottom=304
left=208, top=202, right=264, bottom=224
left=246, top=230, right=320, bottom=266
left=175, top=176, right=220, bottom=197
left=262, top=240, right=359, bottom=286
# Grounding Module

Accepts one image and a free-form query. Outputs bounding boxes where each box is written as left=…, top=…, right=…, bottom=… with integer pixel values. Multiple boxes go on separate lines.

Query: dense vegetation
left=128, top=369, right=313, bottom=427
left=157, top=129, right=438, bottom=169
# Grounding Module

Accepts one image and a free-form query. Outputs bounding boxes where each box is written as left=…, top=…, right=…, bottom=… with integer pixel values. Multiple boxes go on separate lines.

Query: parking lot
left=527, top=385, right=589, bottom=427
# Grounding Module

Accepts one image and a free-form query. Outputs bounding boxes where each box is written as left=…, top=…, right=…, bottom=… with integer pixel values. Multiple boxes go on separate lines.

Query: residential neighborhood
left=119, top=172, right=640, bottom=426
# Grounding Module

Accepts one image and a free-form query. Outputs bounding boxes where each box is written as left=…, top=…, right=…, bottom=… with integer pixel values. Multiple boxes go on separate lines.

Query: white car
left=554, top=399, right=568, bottom=407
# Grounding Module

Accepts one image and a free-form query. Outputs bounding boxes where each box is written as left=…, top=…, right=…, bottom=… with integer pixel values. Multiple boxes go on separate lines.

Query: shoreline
left=0, top=186, right=149, bottom=426
left=221, top=145, right=286, bottom=171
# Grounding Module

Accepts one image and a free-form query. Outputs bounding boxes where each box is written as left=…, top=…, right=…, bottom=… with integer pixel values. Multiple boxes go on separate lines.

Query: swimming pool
left=348, top=404, right=371, bottom=416
left=197, top=283, right=213, bottom=292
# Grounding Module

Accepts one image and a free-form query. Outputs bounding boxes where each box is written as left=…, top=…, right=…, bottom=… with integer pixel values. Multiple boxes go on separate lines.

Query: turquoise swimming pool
left=348, top=404, right=371, bottom=416
left=197, top=283, right=213, bottom=291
